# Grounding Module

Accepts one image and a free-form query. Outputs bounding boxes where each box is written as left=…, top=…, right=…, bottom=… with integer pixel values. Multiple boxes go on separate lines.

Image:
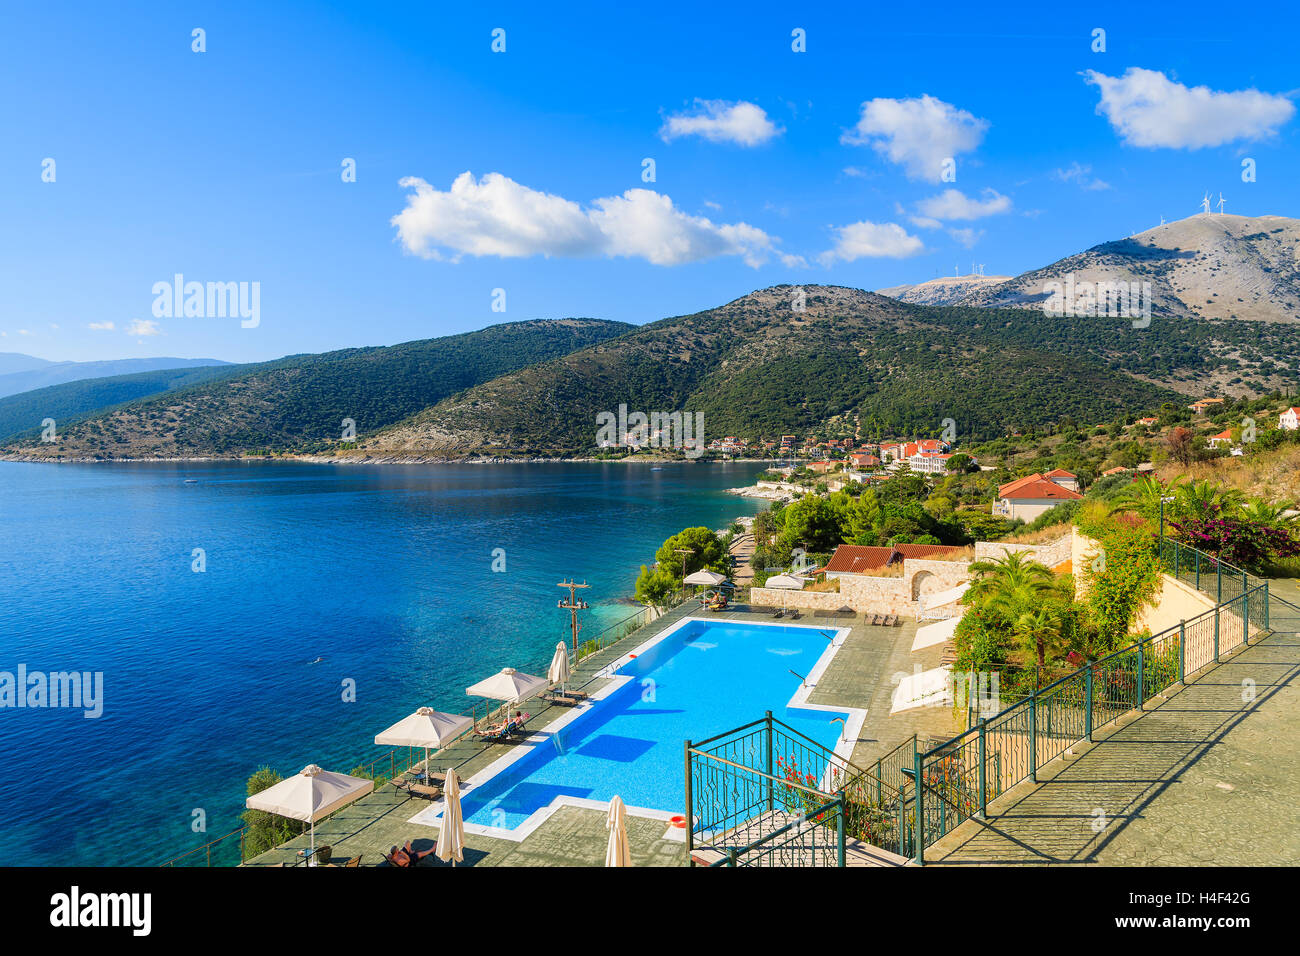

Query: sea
left=0, top=459, right=765, bottom=865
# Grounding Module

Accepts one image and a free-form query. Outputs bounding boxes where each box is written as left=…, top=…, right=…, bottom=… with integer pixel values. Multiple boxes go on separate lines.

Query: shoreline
left=0, top=453, right=785, bottom=466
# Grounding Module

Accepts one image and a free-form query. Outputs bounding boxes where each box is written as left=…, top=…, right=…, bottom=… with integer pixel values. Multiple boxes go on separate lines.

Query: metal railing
left=909, top=579, right=1270, bottom=863
left=1157, top=535, right=1260, bottom=606
left=686, top=712, right=905, bottom=865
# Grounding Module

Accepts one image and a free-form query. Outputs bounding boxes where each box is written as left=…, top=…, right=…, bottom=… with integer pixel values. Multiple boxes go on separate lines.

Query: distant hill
left=0, top=364, right=248, bottom=443
left=0, top=353, right=55, bottom=376
left=878, top=213, right=1300, bottom=323
left=358, top=286, right=1204, bottom=457
left=0, top=356, right=231, bottom=399
left=876, top=274, right=1011, bottom=306
left=1, top=319, right=632, bottom=458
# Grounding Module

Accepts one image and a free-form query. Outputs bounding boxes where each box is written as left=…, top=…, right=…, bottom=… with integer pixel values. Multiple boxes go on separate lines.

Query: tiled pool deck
left=243, top=602, right=960, bottom=867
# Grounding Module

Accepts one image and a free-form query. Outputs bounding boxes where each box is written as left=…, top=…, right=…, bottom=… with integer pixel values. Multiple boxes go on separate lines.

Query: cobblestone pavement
left=925, top=597, right=1300, bottom=866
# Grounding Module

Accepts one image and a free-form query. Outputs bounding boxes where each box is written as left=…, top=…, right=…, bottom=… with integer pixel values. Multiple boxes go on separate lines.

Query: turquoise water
left=0, top=460, right=765, bottom=865
left=460, top=619, right=850, bottom=830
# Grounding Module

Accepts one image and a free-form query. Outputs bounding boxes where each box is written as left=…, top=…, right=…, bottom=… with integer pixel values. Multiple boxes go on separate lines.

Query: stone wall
left=751, top=557, right=970, bottom=617
left=976, top=535, right=1071, bottom=569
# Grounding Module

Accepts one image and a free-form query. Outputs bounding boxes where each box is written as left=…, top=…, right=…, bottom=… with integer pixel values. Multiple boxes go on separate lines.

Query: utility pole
left=673, top=548, right=692, bottom=579
left=557, top=579, right=591, bottom=652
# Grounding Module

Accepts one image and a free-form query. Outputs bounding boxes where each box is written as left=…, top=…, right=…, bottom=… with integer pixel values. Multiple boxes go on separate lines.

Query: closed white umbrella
left=436, top=770, right=464, bottom=866
left=547, top=642, right=571, bottom=695
left=467, top=667, right=549, bottom=725
left=605, top=795, right=631, bottom=867
left=375, top=707, right=473, bottom=783
left=244, top=764, right=373, bottom=865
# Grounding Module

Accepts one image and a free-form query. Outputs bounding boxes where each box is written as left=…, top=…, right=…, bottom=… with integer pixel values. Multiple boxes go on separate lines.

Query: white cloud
left=843, top=95, right=989, bottom=181
left=88, top=321, right=115, bottom=331
left=1083, top=67, right=1295, bottom=149
left=127, top=319, right=161, bottom=337
left=947, top=228, right=983, bottom=248
left=1053, top=162, right=1111, bottom=191
left=18, top=329, right=31, bottom=336
left=819, top=221, right=924, bottom=265
left=391, top=172, right=780, bottom=268
left=913, top=188, right=1012, bottom=223
left=659, top=100, right=782, bottom=146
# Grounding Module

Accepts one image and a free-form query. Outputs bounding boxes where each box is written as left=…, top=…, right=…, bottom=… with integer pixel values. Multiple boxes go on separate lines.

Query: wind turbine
left=1201, top=192, right=1211, bottom=215
left=1217, top=193, right=1226, bottom=215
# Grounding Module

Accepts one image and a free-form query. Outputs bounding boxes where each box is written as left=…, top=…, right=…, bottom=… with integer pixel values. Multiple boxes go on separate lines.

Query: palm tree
left=1173, top=478, right=1243, bottom=520
left=965, top=551, right=1057, bottom=605
left=964, top=552, right=1066, bottom=671
left=1108, top=474, right=1183, bottom=522
left=1012, top=604, right=1062, bottom=671
left=1239, top=498, right=1298, bottom=528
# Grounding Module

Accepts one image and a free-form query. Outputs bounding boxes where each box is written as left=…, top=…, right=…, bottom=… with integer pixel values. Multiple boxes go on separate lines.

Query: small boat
left=183, top=479, right=198, bottom=484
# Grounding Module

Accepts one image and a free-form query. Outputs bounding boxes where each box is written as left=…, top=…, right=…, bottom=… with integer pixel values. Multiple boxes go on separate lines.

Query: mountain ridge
left=878, top=213, right=1300, bottom=323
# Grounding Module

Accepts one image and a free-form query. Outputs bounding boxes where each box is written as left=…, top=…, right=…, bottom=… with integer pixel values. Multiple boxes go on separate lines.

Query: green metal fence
left=686, top=712, right=905, bottom=865
left=1157, top=535, right=1259, bottom=606
left=910, top=579, right=1270, bottom=863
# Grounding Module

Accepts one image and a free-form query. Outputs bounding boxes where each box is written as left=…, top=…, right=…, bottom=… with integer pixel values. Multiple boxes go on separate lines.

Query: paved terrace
left=244, top=600, right=958, bottom=867
left=924, top=595, right=1300, bottom=866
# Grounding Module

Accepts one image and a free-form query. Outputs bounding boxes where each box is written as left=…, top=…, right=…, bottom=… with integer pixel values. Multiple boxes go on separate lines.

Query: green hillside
left=0, top=364, right=246, bottom=442
left=364, top=286, right=1211, bottom=455
left=2, top=319, right=632, bottom=458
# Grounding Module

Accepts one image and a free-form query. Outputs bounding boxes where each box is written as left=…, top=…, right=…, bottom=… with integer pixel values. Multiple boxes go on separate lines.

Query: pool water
left=458, top=619, right=853, bottom=831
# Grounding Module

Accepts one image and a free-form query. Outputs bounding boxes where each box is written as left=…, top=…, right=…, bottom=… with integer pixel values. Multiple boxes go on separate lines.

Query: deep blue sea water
left=0, top=460, right=764, bottom=865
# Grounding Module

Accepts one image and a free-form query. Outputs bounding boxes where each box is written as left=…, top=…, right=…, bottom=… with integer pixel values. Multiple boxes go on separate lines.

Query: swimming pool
left=415, top=617, right=864, bottom=838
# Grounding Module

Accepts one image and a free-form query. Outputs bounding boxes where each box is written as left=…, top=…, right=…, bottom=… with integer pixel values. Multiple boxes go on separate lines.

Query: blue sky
left=2, top=0, right=1298, bottom=363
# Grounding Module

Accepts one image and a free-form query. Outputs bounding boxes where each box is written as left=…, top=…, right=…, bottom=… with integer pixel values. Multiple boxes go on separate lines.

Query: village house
left=1189, top=398, right=1225, bottom=415
left=1280, top=407, right=1300, bottom=431
left=1207, top=428, right=1235, bottom=449
left=907, top=451, right=954, bottom=475
left=823, top=543, right=964, bottom=580
left=994, top=471, right=1084, bottom=521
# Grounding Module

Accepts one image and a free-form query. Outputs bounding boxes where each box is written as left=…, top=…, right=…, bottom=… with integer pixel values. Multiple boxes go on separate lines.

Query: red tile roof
left=824, top=545, right=898, bottom=573
left=825, top=542, right=964, bottom=573
left=892, top=543, right=964, bottom=560
left=1043, top=468, right=1077, bottom=479
left=998, top=475, right=1084, bottom=501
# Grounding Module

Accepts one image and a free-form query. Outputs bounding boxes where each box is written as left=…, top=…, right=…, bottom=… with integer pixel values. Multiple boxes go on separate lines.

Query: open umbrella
left=683, top=569, right=728, bottom=587
left=245, top=764, right=373, bottom=865
left=547, top=642, right=571, bottom=696
left=605, top=795, right=631, bottom=867
left=467, top=667, right=549, bottom=726
left=375, top=707, right=472, bottom=783
left=436, top=770, right=464, bottom=866
left=763, top=573, right=806, bottom=612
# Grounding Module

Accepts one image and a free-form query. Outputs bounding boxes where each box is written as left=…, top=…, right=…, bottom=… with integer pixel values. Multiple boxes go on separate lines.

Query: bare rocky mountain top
left=876, top=274, right=1012, bottom=306
left=878, top=214, right=1300, bottom=322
